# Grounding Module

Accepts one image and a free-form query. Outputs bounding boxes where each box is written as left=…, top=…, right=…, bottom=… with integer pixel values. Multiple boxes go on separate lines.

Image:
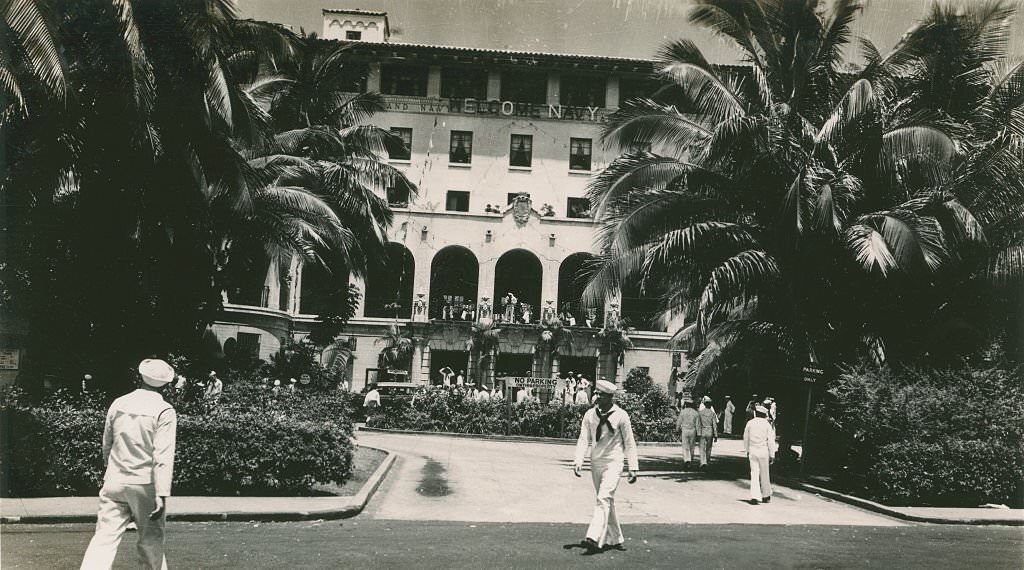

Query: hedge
left=813, top=361, right=1024, bottom=507
left=1, top=382, right=356, bottom=497
left=366, top=379, right=679, bottom=442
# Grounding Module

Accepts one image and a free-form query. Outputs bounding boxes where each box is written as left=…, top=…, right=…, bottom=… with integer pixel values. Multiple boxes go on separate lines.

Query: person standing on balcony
left=573, top=380, right=638, bottom=553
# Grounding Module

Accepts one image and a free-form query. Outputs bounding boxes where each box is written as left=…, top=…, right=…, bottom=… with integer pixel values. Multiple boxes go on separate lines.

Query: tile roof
left=323, top=8, right=387, bottom=17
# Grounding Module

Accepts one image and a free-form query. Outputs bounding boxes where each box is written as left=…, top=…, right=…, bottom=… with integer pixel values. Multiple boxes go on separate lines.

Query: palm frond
left=602, top=98, right=712, bottom=152
left=3, top=0, right=65, bottom=102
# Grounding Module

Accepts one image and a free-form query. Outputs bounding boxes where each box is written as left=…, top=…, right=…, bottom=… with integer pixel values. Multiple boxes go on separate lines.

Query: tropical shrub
left=813, top=361, right=1024, bottom=506
left=1, top=380, right=356, bottom=497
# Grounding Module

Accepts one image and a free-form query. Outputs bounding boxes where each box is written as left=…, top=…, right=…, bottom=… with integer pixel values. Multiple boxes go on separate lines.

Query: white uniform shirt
left=743, top=417, right=778, bottom=454
left=363, top=389, right=381, bottom=407
left=574, top=404, right=639, bottom=471
left=102, top=389, right=177, bottom=496
left=574, top=390, right=590, bottom=405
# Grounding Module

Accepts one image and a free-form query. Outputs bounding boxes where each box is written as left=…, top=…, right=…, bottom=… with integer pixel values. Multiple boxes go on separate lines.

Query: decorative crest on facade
left=512, top=192, right=532, bottom=227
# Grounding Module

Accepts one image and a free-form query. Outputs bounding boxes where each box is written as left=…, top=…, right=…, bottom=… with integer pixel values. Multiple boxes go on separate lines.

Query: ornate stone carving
left=605, top=302, right=621, bottom=331
left=542, top=300, right=556, bottom=322
left=512, top=192, right=532, bottom=226
left=413, top=293, right=427, bottom=321
left=478, top=297, right=492, bottom=321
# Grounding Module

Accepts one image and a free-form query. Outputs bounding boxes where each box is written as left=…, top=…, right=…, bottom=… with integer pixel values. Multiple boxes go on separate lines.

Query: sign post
left=800, top=364, right=825, bottom=478
left=500, top=377, right=565, bottom=435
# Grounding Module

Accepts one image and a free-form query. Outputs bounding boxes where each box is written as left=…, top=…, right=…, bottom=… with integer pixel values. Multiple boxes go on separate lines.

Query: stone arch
left=364, top=243, right=415, bottom=318
left=299, top=262, right=350, bottom=316
left=621, top=278, right=668, bottom=332
left=493, top=249, right=543, bottom=324
left=429, top=246, right=480, bottom=320
left=557, top=252, right=602, bottom=326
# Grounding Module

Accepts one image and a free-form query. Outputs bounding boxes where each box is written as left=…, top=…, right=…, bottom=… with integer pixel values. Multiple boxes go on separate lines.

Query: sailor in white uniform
left=573, top=380, right=639, bottom=553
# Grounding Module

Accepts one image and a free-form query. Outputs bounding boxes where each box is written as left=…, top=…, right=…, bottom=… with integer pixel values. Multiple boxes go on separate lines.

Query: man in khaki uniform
left=81, top=359, right=177, bottom=570
left=676, top=399, right=700, bottom=468
left=697, top=395, right=719, bottom=468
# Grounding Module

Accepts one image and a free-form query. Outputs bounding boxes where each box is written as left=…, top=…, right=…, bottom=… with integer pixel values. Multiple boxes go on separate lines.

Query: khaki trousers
left=80, top=482, right=168, bottom=570
left=585, top=459, right=625, bottom=548
left=698, top=435, right=714, bottom=465
left=680, top=430, right=697, bottom=463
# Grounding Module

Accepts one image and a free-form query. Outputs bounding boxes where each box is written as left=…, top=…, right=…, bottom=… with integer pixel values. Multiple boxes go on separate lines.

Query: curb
left=0, top=446, right=397, bottom=525
left=358, top=426, right=680, bottom=447
left=777, top=478, right=1024, bottom=526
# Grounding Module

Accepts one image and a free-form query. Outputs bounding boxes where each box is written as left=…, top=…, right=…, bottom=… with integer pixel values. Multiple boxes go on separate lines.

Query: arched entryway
left=364, top=243, right=415, bottom=318
left=557, top=252, right=602, bottom=327
left=621, top=278, right=668, bottom=331
left=493, top=249, right=542, bottom=324
left=299, top=262, right=350, bottom=316
left=429, top=246, right=479, bottom=320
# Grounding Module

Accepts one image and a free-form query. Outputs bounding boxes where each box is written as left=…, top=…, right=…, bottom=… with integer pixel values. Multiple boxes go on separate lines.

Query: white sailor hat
left=138, top=359, right=175, bottom=387
left=595, top=380, right=617, bottom=394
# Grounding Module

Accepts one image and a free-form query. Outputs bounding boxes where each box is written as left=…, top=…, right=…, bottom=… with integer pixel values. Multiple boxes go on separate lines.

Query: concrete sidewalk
left=360, top=428, right=1024, bottom=527
left=0, top=446, right=396, bottom=524
left=3, top=432, right=1022, bottom=526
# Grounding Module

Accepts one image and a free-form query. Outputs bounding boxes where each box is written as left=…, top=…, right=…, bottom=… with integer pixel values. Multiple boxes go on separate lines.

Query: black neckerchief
left=596, top=406, right=615, bottom=441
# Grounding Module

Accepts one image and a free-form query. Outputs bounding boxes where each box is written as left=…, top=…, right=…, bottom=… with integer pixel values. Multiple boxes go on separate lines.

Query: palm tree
left=376, top=321, right=413, bottom=372
left=466, top=318, right=502, bottom=384
left=585, top=0, right=1023, bottom=395
left=2, top=1, right=285, bottom=386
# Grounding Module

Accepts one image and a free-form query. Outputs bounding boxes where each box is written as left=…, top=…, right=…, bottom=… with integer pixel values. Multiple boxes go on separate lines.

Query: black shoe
left=581, top=538, right=601, bottom=553
left=762, top=496, right=771, bottom=503
left=747, top=499, right=760, bottom=505
left=604, top=543, right=627, bottom=552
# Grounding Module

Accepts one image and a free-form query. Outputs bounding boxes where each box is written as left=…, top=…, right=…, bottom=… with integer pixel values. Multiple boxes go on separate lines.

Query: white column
left=486, top=70, right=501, bottom=100
left=264, top=257, right=280, bottom=310
left=478, top=258, right=496, bottom=320
left=605, top=76, right=620, bottom=109
left=350, top=274, right=367, bottom=317
left=540, top=258, right=559, bottom=322
left=427, top=65, right=442, bottom=98
left=546, top=73, right=560, bottom=106
left=287, top=256, right=301, bottom=314
left=367, top=62, right=382, bottom=92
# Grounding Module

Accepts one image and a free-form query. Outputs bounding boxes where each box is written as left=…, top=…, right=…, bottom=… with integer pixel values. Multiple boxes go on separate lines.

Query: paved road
left=357, top=431, right=901, bottom=526
left=4, top=520, right=1022, bottom=569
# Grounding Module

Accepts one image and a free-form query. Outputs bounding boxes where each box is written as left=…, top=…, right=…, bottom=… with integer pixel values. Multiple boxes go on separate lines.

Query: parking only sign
left=802, top=365, right=825, bottom=383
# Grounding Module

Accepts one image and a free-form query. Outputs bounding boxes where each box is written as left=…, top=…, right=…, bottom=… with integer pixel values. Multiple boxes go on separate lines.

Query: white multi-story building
left=213, top=9, right=687, bottom=393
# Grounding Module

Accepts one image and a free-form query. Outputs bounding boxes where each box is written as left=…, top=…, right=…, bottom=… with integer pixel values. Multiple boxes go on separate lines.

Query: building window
left=441, top=67, right=489, bottom=100
left=618, top=76, right=663, bottom=104
left=449, top=131, right=473, bottom=164
left=387, top=185, right=410, bottom=208
left=509, top=134, right=532, bottom=167
left=569, top=138, right=592, bottom=171
left=501, top=69, right=547, bottom=104
left=345, top=30, right=362, bottom=40
left=560, top=74, right=606, bottom=108
left=389, top=127, right=412, bottom=160
left=236, top=332, right=261, bottom=359
left=335, top=62, right=369, bottom=93
left=567, top=197, right=591, bottom=218
left=446, top=190, right=470, bottom=212
left=381, top=64, right=429, bottom=96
